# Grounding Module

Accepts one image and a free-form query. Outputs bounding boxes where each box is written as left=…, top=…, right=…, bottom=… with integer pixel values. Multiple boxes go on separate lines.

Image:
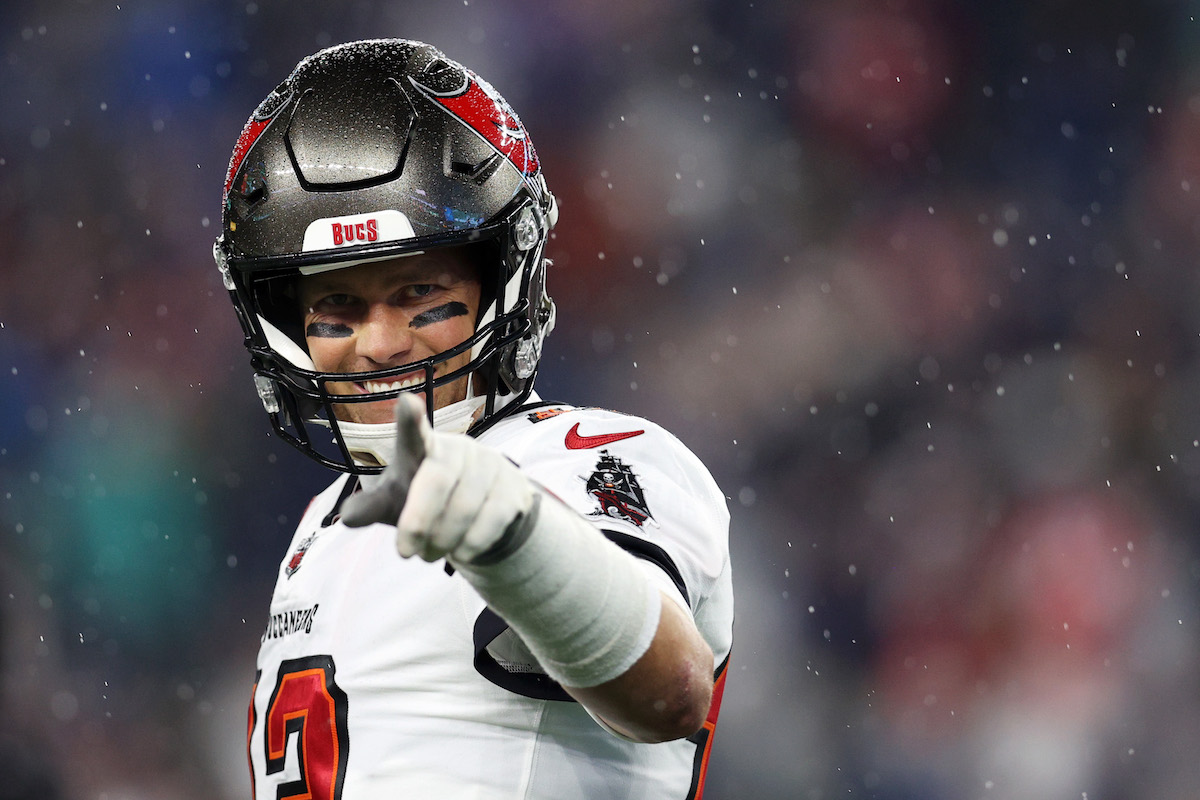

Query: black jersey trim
left=321, top=477, right=359, bottom=527
left=601, top=529, right=691, bottom=608
left=472, top=610, right=575, bottom=701
left=472, top=534, right=691, bottom=699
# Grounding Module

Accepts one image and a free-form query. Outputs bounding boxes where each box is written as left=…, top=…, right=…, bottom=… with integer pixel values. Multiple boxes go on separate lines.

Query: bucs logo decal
left=583, top=450, right=655, bottom=528
left=411, top=73, right=540, bottom=176
left=284, top=532, right=318, bottom=578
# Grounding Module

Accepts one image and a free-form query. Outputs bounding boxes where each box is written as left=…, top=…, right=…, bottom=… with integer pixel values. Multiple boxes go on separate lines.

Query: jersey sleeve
left=472, top=405, right=734, bottom=699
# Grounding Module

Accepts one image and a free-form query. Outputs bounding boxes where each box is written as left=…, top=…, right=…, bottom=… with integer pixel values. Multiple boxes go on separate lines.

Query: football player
left=214, top=38, right=733, bottom=798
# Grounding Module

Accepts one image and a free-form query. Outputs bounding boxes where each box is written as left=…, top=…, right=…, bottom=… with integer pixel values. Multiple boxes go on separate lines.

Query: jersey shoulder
left=485, top=401, right=691, bottom=455
left=483, top=401, right=727, bottom=534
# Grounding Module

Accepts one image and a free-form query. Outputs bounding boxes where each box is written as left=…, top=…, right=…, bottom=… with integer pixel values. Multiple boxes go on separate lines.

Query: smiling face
left=296, top=249, right=483, bottom=425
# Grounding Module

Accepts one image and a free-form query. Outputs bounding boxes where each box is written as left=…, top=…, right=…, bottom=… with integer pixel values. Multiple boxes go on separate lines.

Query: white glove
left=340, top=394, right=537, bottom=564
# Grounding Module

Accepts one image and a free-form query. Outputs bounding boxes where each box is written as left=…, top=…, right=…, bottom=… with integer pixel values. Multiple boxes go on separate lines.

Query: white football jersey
left=247, top=401, right=734, bottom=800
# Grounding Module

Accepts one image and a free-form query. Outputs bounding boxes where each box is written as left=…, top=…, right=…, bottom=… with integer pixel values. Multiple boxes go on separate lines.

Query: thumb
left=339, top=486, right=400, bottom=528
left=340, top=394, right=431, bottom=527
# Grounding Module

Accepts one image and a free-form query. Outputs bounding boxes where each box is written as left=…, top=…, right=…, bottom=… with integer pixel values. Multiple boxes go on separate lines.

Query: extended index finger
left=390, top=392, right=429, bottom=485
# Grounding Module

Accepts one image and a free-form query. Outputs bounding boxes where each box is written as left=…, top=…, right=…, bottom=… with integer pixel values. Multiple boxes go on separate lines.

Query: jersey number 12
left=249, top=655, right=350, bottom=800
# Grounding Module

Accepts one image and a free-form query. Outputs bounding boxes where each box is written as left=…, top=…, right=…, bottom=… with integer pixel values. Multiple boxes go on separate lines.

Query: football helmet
left=214, top=39, right=558, bottom=473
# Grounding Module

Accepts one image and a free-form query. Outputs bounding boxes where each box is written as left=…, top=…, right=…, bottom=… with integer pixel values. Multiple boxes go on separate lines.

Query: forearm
left=565, top=591, right=714, bottom=743
left=452, top=493, right=713, bottom=742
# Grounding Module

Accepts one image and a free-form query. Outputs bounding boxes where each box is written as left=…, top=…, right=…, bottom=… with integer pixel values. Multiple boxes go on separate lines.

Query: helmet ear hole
left=497, top=253, right=554, bottom=392
left=469, top=240, right=503, bottom=327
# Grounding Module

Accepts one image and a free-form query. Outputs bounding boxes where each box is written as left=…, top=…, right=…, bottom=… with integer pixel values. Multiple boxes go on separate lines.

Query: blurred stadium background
left=4, top=1, right=1200, bottom=797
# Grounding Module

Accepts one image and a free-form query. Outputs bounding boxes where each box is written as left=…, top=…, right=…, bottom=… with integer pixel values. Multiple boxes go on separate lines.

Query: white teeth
left=363, top=376, right=423, bottom=393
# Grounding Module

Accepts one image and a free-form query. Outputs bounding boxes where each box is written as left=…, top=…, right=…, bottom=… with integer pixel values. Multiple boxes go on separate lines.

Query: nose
left=354, top=302, right=414, bottom=366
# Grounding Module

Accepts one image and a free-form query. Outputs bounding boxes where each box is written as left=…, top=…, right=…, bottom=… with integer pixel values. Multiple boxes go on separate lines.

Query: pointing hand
left=341, top=393, right=536, bottom=564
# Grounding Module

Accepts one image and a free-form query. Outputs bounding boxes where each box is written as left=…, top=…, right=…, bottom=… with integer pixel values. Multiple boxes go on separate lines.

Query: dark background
left=4, top=1, right=1200, bottom=797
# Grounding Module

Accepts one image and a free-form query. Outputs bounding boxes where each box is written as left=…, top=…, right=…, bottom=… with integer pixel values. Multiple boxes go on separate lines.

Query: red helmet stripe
left=224, top=117, right=271, bottom=196
left=424, top=78, right=539, bottom=176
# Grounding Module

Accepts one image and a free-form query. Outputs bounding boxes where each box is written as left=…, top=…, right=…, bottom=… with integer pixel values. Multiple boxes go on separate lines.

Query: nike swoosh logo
left=564, top=422, right=645, bottom=450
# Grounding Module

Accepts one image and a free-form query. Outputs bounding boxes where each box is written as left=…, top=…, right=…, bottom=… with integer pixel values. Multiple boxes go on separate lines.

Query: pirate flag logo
left=583, top=450, right=654, bottom=528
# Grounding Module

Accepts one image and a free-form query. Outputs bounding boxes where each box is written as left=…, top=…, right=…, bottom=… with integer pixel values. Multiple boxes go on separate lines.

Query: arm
left=341, top=396, right=715, bottom=742
left=566, top=590, right=714, bottom=742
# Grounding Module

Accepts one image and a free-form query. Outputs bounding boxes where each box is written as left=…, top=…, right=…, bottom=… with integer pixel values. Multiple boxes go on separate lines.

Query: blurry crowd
left=3, top=1, right=1200, bottom=798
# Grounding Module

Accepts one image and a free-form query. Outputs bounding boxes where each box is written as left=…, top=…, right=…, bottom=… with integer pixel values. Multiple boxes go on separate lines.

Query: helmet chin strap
left=434, top=392, right=487, bottom=433
left=350, top=394, right=488, bottom=488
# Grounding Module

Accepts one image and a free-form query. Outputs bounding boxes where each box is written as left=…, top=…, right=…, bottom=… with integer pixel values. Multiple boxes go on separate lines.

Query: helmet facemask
left=218, top=197, right=553, bottom=473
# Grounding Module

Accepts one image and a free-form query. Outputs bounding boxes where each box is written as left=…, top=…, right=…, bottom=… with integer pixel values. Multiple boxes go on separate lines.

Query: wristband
left=452, top=493, right=660, bottom=689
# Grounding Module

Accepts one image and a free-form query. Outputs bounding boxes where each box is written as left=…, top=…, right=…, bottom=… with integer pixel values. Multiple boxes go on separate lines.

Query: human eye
left=403, top=284, right=437, bottom=300
left=317, top=293, right=357, bottom=309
